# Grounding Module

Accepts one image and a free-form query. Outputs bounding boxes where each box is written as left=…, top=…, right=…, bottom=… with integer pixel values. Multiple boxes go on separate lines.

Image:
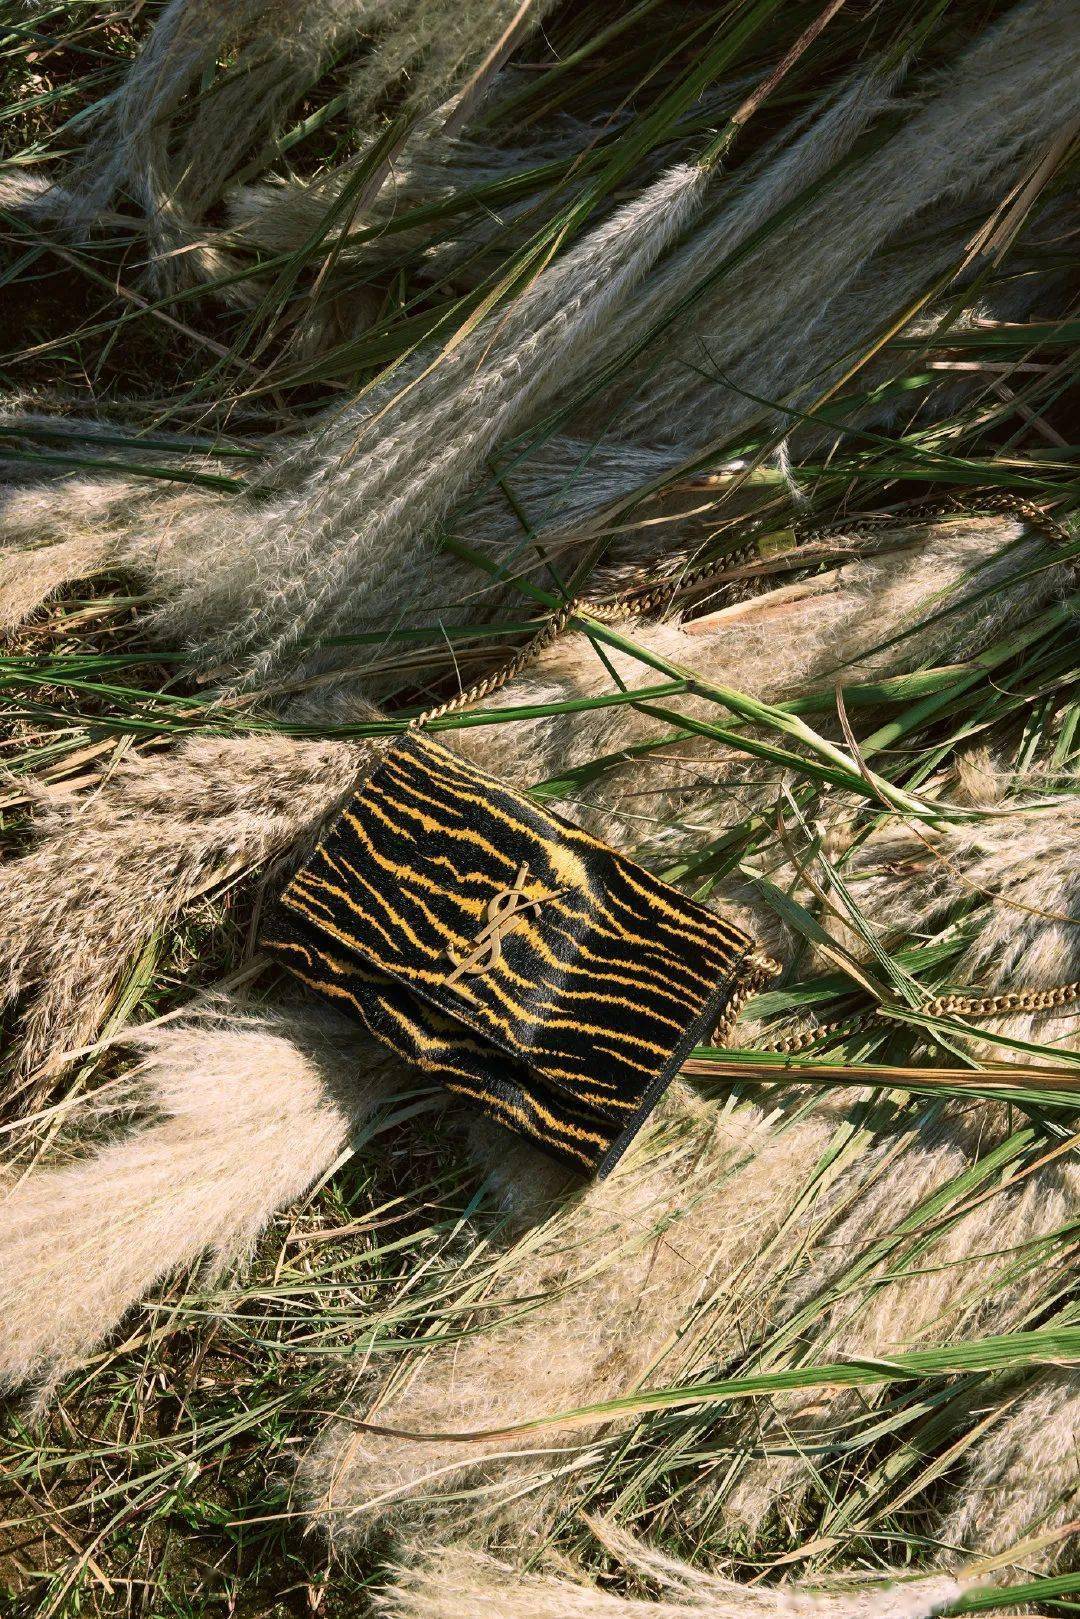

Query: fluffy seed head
left=0, top=1000, right=389, bottom=1393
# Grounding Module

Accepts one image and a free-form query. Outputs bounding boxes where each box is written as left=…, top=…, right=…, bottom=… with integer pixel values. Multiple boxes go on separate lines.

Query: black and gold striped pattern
left=263, top=733, right=756, bottom=1175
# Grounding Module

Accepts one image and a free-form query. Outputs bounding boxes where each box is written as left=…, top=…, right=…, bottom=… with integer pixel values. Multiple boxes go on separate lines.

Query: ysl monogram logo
left=445, top=863, right=562, bottom=983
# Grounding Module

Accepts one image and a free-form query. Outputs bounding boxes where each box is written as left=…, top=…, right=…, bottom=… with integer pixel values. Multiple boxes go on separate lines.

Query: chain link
left=410, top=491, right=1077, bottom=1040
left=758, top=978, right=1080, bottom=1056
left=411, top=490, right=1071, bottom=728
left=712, top=949, right=785, bottom=1047
left=758, top=1010, right=877, bottom=1056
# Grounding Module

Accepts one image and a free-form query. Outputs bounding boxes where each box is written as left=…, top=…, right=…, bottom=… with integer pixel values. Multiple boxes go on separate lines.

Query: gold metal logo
left=446, top=863, right=563, bottom=983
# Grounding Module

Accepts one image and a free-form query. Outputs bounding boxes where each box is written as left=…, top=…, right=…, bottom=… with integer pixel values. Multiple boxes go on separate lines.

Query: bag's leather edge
left=594, top=947, right=751, bottom=1180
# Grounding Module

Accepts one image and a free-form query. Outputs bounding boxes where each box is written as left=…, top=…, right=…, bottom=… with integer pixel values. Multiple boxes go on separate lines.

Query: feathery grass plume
left=939, top=1368, right=1080, bottom=1566
left=0, top=481, right=152, bottom=636
left=678, top=218, right=961, bottom=450
left=158, top=2, right=370, bottom=245
left=195, top=56, right=908, bottom=670
left=786, top=195, right=1079, bottom=455
left=218, top=109, right=622, bottom=329
left=4, top=161, right=705, bottom=659
left=459, top=435, right=707, bottom=560
left=0, top=389, right=274, bottom=639
left=0, top=999, right=390, bottom=1393
left=297, top=1088, right=853, bottom=1548
left=459, top=203, right=1062, bottom=576
left=454, top=509, right=1068, bottom=849
left=46, top=0, right=553, bottom=293
left=579, top=64, right=903, bottom=436
left=1, top=415, right=1054, bottom=697
left=718, top=783, right=1080, bottom=1534
left=0, top=402, right=262, bottom=634
left=0, top=533, right=115, bottom=633
left=596, top=1524, right=973, bottom=1615
left=227, top=160, right=712, bottom=682
left=0, top=471, right=251, bottom=642
left=676, top=511, right=1069, bottom=686
left=217, top=92, right=623, bottom=346
left=156, top=0, right=560, bottom=303
left=0, top=162, right=709, bottom=660
left=0, top=729, right=371, bottom=1078
left=377, top=1539, right=970, bottom=1619
left=57, top=0, right=263, bottom=258
left=843, top=791, right=1080, bottom=1051
left=0, top=167, right=136, bottom=232
left=0, top=168, right=61, bottom=217
left=616, top=0, right=1080, bottom=443
left=722, top=1126, right=1079, bottom=1536
left=58, top=0, right=374, bottom=289
left=346, top=0, right=558, bottom=123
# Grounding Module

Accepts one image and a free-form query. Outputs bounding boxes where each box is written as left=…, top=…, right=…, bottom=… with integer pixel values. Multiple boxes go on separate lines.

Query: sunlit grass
left=0, top=1, right=1077, bottom=1614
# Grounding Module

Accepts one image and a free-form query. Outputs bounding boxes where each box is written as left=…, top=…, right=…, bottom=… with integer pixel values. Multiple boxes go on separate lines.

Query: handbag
left=263, top=730, right=773, bottom=1175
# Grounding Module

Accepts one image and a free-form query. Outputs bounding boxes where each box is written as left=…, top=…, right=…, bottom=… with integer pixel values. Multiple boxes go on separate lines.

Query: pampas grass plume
left=52, top=0, right=554, bottom=290
left=377, top=1539, right=970, bottom=1619
left=0, top=1001, right=388, bottom=1392
left=298, top=1090, right=849, bottom=1546
left=0, top=731, right=368, bottom=1075
left=939, top=1369, right=1080, bottom=1564
left=720, top=783, right=1080, bottom=1534
left=623, top=0, right=1080, bottom=440
left=0, top=533, right=114, bottom=633
left=723, top=1136, right=1078, bottom=1536
left=230, top=160, right=710, bottom=682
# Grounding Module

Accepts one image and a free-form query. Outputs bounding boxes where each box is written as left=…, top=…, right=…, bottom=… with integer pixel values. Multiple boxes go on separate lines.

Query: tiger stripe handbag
left=264, top=729, right=776, bottom=1176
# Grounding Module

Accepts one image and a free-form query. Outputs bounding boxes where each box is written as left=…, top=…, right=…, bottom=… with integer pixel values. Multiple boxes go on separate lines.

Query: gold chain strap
left=411, top=490, right=1077, bottom=1042
left=759, top=978, right=1080, bottom=1056
left=411, top=490, right=1071, bottom=728
left=713, top=951, right=786, bottom=1047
